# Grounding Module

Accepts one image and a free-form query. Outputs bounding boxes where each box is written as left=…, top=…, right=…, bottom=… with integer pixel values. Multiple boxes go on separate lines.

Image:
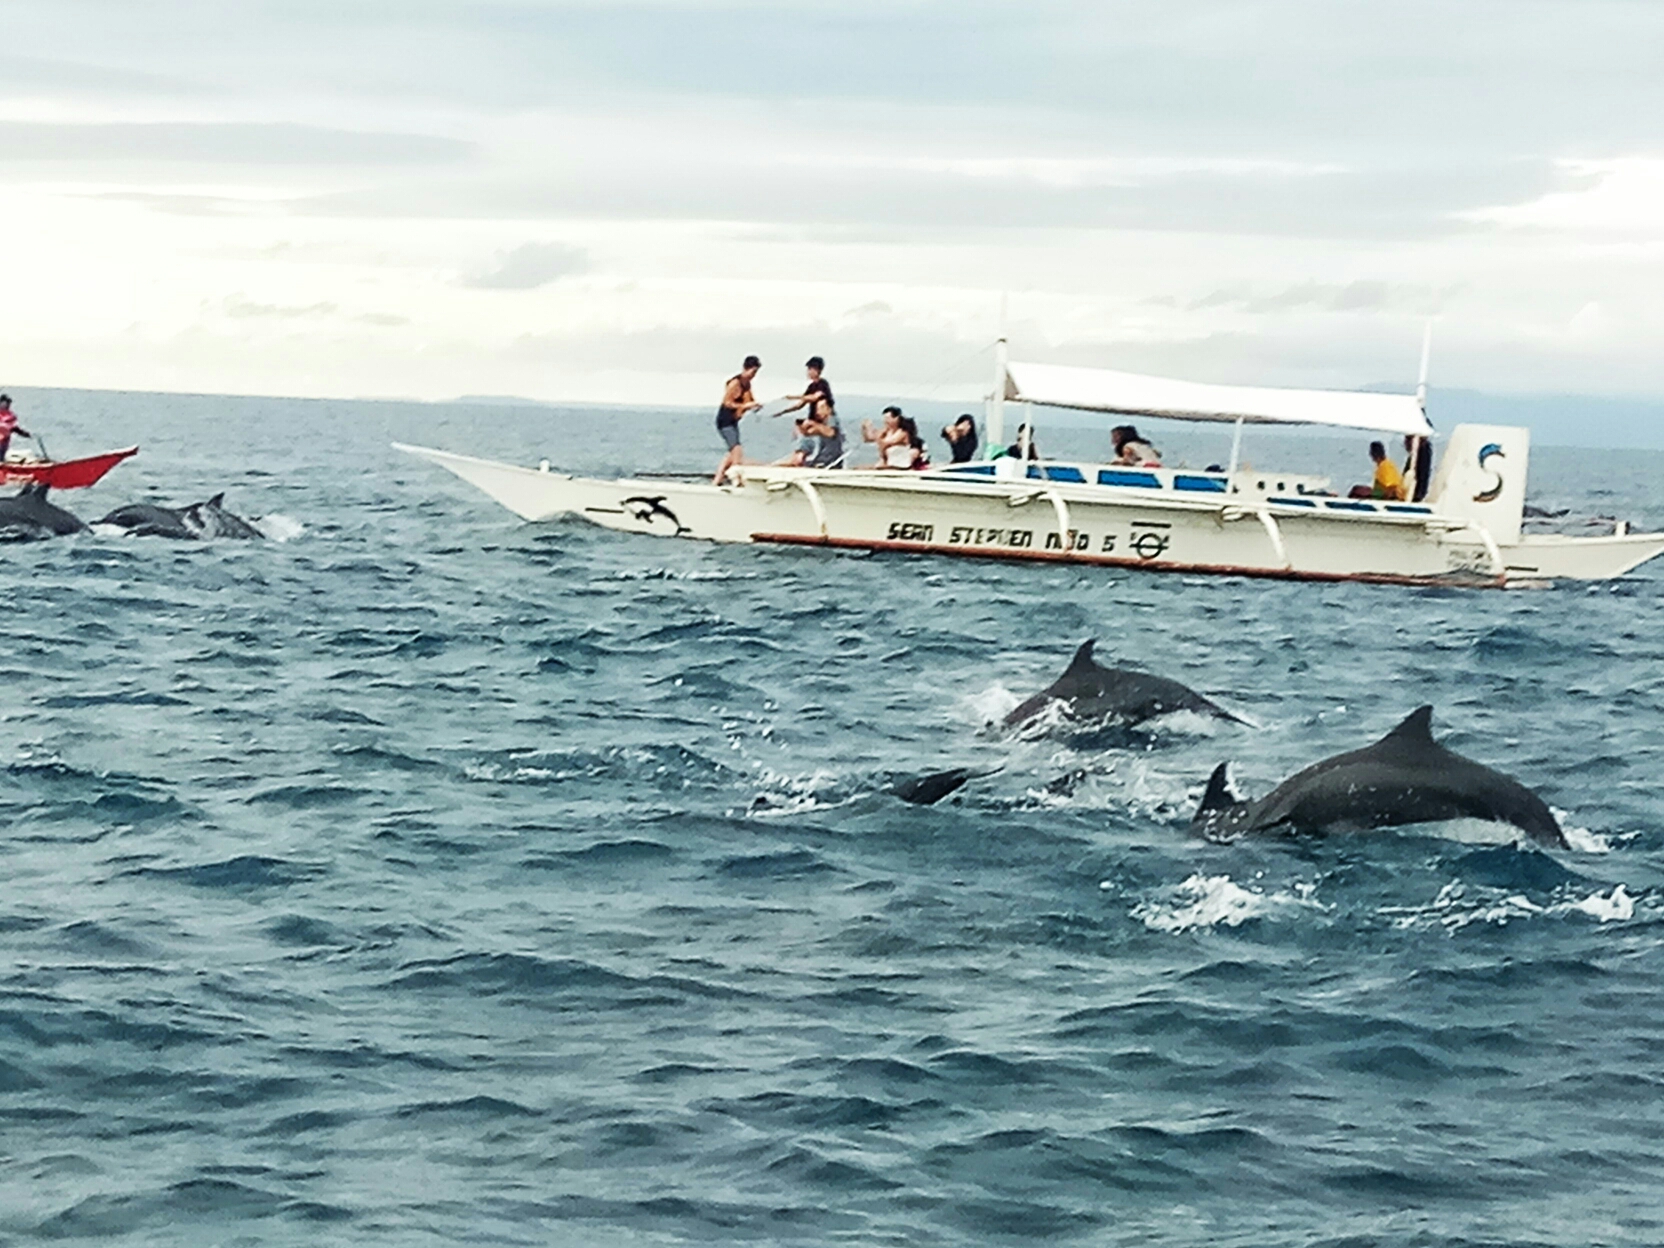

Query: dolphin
left=98, top=493, right=264, bottom=540
left=888, top=767, right=976, bottom=805
left=1005, top=639, right=1241, bottom=731
left=97, top=502, right=199, bottom=539
left=181, top=493, right=264, bottom=540
left=1192, top=706, right=1567, bottom=849
left=0, top=483, right=88, bottom=541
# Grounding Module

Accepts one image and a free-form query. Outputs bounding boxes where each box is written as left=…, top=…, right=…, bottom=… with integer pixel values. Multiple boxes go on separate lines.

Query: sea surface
left=3, top=388, right=1664, bottom=1246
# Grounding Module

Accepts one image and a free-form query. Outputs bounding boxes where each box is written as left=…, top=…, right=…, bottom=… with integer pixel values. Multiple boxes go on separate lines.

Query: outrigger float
left=398, top=345, right=1664, bottom=587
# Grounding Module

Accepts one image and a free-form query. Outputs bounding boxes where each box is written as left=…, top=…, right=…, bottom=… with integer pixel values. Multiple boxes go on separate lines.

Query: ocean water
left=4, top=388, right=1664, bottom=1246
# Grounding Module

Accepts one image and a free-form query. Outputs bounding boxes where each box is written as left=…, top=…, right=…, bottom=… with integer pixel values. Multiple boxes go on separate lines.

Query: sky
left=3, top=0, right=1664, bottom=424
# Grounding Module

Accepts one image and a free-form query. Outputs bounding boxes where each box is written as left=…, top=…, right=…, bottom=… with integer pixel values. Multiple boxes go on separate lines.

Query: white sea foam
left=1394, top=880, right=1640, bottom=931
left=1570, top=884, right=1635, bottom=922
left=255, top=513, right=305, bottom=542
left=1135, top=873, right=1319, bottom=933
left=1144, top=707, right=1234, bottom=738
left=1557, top=812, right=1610, bottom=854
left=963, top=683, right=1023, bottom=727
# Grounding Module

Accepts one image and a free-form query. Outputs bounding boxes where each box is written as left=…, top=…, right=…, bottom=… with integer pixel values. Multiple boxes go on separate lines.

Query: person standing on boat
left=1403, top=434, right=1432, bottom=503
left=0, top=395, right=31, bottom=461
left=1349, top=441, right=1406, bottom=500
left=714, top=357, right=762, bottom=484
left=941, top=414, right=978, bottom=463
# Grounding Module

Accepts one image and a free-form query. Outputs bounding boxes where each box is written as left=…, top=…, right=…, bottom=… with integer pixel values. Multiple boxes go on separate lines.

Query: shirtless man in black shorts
left=714, top=356, right=762, bottom=484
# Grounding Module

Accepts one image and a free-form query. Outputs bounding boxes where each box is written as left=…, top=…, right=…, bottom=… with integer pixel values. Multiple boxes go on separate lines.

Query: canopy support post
left=1227, top=416, right=1245, bottom=477
left=1416, top=321, right=1433, bottom=414
left=988, top=328, right=1008, bottom=457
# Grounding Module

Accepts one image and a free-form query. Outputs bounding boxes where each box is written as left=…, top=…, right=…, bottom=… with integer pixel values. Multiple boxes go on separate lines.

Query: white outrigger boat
left=399, top=343, right=1664, bottom=587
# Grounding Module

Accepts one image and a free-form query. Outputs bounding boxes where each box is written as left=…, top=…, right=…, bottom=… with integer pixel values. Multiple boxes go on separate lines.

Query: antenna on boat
left=987, top=294, right=1009, bottom=457
left=1416, top=320, right=1433, bottom=415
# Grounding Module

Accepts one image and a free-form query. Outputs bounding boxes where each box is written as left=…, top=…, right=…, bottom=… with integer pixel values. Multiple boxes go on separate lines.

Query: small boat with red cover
left=0, top=447, right=138, bottom=490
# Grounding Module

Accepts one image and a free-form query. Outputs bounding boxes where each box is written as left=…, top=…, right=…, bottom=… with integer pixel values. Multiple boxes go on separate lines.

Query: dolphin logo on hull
left=1192, top=706, right=1567, bottom=849
left=620, top=495, right=689, bottom=536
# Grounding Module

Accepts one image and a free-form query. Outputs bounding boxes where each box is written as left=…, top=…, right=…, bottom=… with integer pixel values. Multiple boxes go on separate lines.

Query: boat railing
left=744, top=459, right=1440, bottom=521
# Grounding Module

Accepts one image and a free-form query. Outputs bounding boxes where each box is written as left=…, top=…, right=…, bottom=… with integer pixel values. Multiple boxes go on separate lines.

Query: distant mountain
left=1426, top=389, right=1664, bottom=450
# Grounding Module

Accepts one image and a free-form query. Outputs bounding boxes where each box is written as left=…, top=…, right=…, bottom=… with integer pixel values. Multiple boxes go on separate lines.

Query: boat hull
left=0, top=447, right=138, bottom=489
left=394, top=445, right=1664, bottom=586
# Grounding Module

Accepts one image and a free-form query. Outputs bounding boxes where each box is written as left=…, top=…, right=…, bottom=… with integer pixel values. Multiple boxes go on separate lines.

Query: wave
left=1134, top=873, right=1325, bottom=932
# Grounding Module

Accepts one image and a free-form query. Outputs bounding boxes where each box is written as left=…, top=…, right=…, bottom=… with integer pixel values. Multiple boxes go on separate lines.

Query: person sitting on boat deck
left=713, top=356, right=762, bottom=484
left=807, top=401, right=845, bottom=468
left=941, top=413, right=979, bottom=463
left=1348, top=440, right=1407, bottom=500
left=0, top=395, right=31, bottom=461
left=1403, top=433, right=1433, bottom=503
left=899, top=414, right=929, bottom=469
left=862, top=406, right=917, bottom=469
left=779, top=395, right=844, bottom=468
left=1003, top=424, right=1040, bottom=460
left=1111, top=424, right=1161, bottom=466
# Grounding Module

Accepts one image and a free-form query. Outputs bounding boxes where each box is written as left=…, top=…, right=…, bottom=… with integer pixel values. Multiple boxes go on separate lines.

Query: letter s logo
left=1473, top=443, right=1505, bottom=503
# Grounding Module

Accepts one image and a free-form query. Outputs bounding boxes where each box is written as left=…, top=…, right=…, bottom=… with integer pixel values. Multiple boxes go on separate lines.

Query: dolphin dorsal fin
left=208, top=493, right=225, bottom=508
left=1196, top=762, right=1237, bottom=814
left=1382, top=706, right=1436, bottom=747
left=1063, top=639, right=1098, bottom=675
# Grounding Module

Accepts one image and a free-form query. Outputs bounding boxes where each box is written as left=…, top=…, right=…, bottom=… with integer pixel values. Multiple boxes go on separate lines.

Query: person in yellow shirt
left=1349, top=441, right=1407, bottom=500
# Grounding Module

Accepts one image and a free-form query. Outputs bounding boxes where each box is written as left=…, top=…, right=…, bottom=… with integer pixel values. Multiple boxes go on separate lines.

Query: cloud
left=223, top=297, right=336, bottom=319
left=461, top=241, right=589, bottom=290
left=1187, top=281, right=1454, bottom=316
left=0, top=121, right=472, bottom=166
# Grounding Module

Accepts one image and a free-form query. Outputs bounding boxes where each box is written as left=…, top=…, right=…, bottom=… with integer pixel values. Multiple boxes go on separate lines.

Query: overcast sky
left=3, top=0, right=1662, bottom=410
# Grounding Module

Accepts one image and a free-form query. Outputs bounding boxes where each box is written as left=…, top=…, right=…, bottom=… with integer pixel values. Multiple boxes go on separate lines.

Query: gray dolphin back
left=98, top=502, right=198, bottom=540
left=0, top=484, right=88, bottom=539
left=1005, top=639, right=1239, bottom=730
left=1193, top=706, right=1567, bottom=849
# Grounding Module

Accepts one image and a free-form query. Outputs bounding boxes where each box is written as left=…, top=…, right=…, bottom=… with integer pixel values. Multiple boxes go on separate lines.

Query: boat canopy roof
left=1003, top=361, right=1434, bottom=438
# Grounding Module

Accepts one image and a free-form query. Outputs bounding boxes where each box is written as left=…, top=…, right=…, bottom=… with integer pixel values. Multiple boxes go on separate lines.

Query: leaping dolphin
left=0, top=483, right=88, bottom=541
left=98, top=493, right=264, bottom=540
left=182, top=493, right=265, bottom=540
left=96, top=502, right=199, bottom=539
left=1005, top=639, right=1241, bottom=731
left=1192, top=706, right=1567, bottom=849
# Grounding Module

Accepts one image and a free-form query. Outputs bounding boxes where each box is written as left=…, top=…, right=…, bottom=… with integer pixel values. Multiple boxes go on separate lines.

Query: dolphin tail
left=1193, top=763, right=1238, bottom=822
